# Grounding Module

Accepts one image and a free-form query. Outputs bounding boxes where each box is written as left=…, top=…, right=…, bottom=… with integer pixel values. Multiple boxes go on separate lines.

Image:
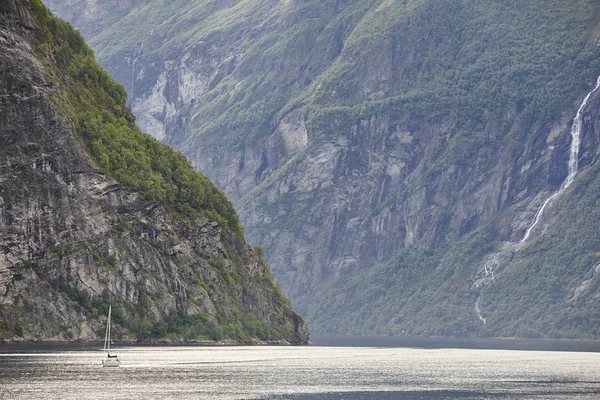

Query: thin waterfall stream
left=129, top=41, right=145, bottom=105
left=474, top=75, right=600, bottom=324
left=521, top=74, right=600, bottom=242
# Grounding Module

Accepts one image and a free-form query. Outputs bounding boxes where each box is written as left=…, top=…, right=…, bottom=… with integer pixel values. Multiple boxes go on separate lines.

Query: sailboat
left=102, top=305, right=120, bottom=367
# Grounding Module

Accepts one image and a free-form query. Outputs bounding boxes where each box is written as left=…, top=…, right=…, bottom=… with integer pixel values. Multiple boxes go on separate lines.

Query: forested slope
left=0, top=0, right=308, bottom=343
left=44, top=0, right=600, bottom=338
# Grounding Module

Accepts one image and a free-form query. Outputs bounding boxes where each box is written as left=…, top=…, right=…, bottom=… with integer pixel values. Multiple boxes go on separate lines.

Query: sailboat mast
left=107, top=305, right=112, bottom=351
left=101, top=304, right=119, bottom=367
left=104, top=305, right=111, bottom=352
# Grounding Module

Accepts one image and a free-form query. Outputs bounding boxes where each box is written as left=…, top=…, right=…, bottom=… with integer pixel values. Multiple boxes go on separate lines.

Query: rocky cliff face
left=43, top=0, right=600, bottom=338
left=0, top=0, right=308, bottom=343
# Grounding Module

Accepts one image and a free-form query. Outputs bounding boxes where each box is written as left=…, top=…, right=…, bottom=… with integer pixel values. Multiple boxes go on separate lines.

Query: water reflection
left=0, top=343, right=599, bottom=399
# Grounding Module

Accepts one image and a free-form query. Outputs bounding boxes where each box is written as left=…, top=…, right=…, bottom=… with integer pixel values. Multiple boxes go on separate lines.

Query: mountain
left=0, top=0, right=308, bottom=343
left=43, top=0, right=600, bottom=338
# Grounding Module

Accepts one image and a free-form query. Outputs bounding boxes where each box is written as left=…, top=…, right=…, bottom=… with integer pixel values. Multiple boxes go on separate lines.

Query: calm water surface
left=1, top=341, right=599, bottom=399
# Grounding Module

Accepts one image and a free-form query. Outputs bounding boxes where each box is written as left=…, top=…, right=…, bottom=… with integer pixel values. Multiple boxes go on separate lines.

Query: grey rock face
left=42, top=0, right=600, bottom=336
left=0, top=0, right=307, bottom=343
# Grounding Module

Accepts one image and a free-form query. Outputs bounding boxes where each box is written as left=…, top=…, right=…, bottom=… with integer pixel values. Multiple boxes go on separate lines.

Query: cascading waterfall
left=474, top=297, right=486, bottom=324
left=521, top=75, right=600, bottom=243
left=129, top=41, right=145, bottom=105
left=475, top=76, right=600, bottom=324
left=471, top=248, right=510, bottom=324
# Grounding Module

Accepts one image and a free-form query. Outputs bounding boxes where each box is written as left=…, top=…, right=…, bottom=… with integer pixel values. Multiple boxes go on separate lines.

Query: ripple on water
left=0, top=345, right=599, bottom=399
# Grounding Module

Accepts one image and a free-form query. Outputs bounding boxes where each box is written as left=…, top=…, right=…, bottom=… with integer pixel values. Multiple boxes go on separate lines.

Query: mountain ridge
left=43, top=0, right=600, bottom=338
left=0, top=0, right=308, bottom=343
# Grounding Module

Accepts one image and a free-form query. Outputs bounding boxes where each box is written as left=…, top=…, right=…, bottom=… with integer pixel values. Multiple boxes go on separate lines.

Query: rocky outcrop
left=0, top=0, right=308, bottom=343
left=43, top=0, right=600, bottom=337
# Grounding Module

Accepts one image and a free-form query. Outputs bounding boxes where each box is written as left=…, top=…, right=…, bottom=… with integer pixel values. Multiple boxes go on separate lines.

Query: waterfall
left=129, top=41, right=144, bottom=106
left=565, top=74, right=600, bottom=187
left=521, top=75, right=600, bottom=243
left=474, top=76, right=600, bottom=323
left=471, top=247, right=515, bottom=325
left=474, top=297, right=486, bottom=324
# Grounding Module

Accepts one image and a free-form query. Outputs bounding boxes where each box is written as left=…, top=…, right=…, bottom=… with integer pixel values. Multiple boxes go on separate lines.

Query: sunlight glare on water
left=0, top=345, right=599, bottom=399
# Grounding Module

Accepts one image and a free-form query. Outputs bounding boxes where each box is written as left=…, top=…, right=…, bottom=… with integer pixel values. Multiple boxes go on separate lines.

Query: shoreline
left=309, top=334, right=600, bottom=352
left=2, top=334, right=600, bottom=352
left=312, top=333, right=600, bottom=342
left=0, top=339, right=308, bottom=346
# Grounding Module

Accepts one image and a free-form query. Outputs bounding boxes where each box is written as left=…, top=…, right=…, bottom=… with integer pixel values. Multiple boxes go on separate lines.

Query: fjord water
left=1, top=340, right=599, bottom=399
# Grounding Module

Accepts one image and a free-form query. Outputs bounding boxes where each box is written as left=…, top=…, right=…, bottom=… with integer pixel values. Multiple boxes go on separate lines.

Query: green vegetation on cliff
left=81, top=0, right=600, bottom=153
left=237, top=0, right=600, bottom=338
left=0, top=0, right=308, bottom=343
left=480, top=162, right=600, bottom=339
left=43, top=0, right=600, bottom=339
left=28, top=0, right=241, bottom=235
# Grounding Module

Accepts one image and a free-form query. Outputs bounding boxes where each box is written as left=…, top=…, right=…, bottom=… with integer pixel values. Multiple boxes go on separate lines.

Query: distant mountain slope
left=44, top=0, right=600, bottom=338
left=0, top=0, right=308, bottom=343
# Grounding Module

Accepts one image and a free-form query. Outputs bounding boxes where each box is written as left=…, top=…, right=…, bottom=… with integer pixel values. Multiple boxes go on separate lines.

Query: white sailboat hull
left=102, top=359, right=120, bottom=367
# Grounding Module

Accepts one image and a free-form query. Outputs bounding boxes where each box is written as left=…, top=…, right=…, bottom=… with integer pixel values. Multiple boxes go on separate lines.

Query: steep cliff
left=0, top=0, right=308, bottom=343
left=44, top=0, right=600, bottom=338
